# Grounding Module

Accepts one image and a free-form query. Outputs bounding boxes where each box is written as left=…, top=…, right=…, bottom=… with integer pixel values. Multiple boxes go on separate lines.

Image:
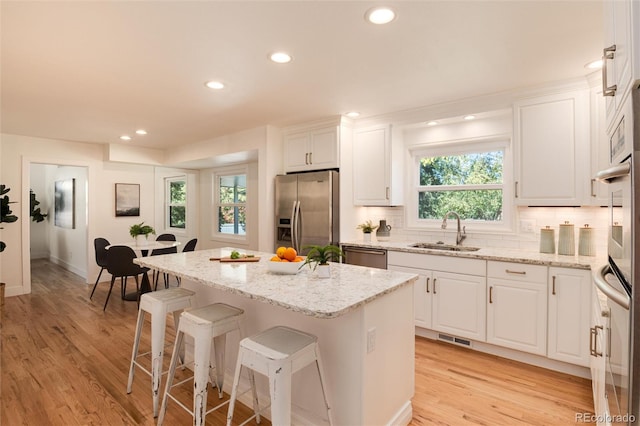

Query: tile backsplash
left=360, top=206, right=608, bottom=256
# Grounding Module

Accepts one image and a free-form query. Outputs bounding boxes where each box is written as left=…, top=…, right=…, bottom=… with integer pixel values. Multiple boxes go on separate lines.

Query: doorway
left=28, top=163, right=88, bottom=291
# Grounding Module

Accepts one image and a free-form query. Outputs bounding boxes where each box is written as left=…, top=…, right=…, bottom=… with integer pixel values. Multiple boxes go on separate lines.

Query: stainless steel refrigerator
left=275, top=170, right=339, bottom=255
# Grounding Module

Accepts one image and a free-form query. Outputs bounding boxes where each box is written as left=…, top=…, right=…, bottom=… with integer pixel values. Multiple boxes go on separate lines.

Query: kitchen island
left=135, top=247, right=418, bottom=425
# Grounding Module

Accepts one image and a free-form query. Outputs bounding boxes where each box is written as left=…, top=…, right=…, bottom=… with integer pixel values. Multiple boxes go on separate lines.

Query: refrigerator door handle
left=290, top=201, right=298, bottom=251
left=294, top=200, right=302, bottom=252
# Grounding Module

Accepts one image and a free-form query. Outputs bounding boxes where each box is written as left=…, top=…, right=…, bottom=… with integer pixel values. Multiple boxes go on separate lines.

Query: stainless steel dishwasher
left=342, top=246, right=387, bottom=269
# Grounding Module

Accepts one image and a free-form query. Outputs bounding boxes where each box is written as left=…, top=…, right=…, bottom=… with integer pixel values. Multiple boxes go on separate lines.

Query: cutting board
left=210, top=256, right=261, bottom=262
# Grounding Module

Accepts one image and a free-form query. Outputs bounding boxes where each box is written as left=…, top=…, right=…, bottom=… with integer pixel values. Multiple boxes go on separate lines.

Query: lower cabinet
left=590, top=286, right=609, bottom=425
left=548, top=267, right=591, bottom=367
left=487, top=261, right=548, bottom=356
left=388, top=252, right=486, bottom=341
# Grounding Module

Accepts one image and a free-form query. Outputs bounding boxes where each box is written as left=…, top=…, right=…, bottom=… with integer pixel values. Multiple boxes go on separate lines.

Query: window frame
left=407, top=136, right=514, bottom=232
left=165, top=175, right=187, bottom=233
left=212, top=166, right=248, bottom=242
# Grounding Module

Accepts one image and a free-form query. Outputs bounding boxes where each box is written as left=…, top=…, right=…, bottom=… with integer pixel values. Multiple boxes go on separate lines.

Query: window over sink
left=408, top=137, right=513, bottom=231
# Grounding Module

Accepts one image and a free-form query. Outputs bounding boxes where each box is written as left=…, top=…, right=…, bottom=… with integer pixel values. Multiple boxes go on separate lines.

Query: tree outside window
left=167, top=178, right=186, bottom=229
left=216, top=174, right=246, bottom=235
left=417, top=150, right=504, bottom=222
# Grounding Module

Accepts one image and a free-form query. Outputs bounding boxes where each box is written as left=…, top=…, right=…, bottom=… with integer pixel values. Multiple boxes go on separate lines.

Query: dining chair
left=176, top=238, right=197, bottom=286
left=152, top=234, right=177, bottom=290
left=89, top=237, right=110, bottom=301
left=103, top=245, right=149, bottom=311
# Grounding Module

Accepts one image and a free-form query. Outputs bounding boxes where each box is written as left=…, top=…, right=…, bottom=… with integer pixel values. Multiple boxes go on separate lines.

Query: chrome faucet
left=441, top=211, right=466, bottom=245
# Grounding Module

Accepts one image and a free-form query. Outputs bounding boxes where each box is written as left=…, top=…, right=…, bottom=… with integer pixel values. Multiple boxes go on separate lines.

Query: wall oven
left=595, top=118, right=634, bottom=424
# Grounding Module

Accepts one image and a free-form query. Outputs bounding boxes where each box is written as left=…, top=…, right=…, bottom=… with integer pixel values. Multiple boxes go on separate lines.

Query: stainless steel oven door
left=597, top=160, right=632, bottom=292
left=595, top=264, right=631, bottom=424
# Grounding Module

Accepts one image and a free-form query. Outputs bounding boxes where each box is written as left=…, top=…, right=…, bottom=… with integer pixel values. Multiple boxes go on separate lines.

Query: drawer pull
left=505, top=269, right=526, bottom=275
left=425, top=277, right=430, bottom=293
left=590, top=325, right=603, bottom=357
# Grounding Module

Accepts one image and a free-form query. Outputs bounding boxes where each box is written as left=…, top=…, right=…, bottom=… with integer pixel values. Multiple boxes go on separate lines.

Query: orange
left=283, top=247, right=297, bottom=262
left=270, top=256, right=281, bottom=262
left=280, top=258, right=290, bottom=262
left=293, top=256, right=304, bottom=262
left=276, top=246, right=287, bottom=259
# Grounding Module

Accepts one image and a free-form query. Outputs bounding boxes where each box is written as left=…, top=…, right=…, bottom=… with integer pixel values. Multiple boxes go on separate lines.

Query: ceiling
left=1, top=1, right=603, bottom=151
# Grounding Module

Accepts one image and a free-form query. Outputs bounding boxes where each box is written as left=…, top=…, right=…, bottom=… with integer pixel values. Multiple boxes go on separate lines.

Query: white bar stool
left=226, top=326, right=333, bottom=426
left=158, top=303, right=260, bottom=426
left=126, top=287, right=196, bottom=417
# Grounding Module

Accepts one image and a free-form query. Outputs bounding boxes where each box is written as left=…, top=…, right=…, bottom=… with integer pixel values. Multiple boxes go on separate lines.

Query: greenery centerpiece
left=129, top=222, right=155, bottom=245
left=30, top=190, right=48, bottom=223
left=301, top=244, right=344, bottom=278
left=1, top=185, right=19, bottom=253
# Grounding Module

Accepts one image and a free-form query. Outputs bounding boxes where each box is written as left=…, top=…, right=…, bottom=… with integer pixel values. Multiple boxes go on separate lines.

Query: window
left=410, top=139, right=510, bottom=229
left=214, top=173, right=246, bottom=236
left=166, top=177, right=186, bottom=229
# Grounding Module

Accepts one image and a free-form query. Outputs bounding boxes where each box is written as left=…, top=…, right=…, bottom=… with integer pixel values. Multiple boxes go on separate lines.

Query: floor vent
left=437, top=333, right=472, bottom=348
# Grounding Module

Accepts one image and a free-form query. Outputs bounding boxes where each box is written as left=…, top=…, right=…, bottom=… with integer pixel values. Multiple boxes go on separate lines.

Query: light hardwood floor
left=2, top=259, right=594, bottom=425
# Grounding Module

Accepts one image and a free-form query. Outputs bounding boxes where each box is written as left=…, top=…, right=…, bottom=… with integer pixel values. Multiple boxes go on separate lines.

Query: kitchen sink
left=410, top=242, right=481, bottom=252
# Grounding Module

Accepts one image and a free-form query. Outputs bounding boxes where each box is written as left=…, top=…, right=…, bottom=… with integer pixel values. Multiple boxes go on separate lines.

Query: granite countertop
left=134, top=247, right=418, bottom=319
left=341, top=240, right=607, bottom=271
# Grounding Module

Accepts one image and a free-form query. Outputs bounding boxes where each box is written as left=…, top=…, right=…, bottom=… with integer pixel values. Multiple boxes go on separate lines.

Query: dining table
left=106, top=241, right=181, bottom=299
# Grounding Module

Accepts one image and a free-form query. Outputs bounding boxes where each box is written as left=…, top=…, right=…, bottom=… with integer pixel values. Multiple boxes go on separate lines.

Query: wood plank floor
left=1, top=259, right=594, bottom=425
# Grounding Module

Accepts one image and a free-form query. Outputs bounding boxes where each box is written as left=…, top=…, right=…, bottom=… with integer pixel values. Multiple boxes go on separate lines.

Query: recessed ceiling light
left=365, top=7, right=396, bottom=25
left=463, top=115, right=476, bottom=120
left=427, top=121, right=438, bottom=126
left=135, top=129, right=147, bottom=135
left=585, top=59, right=603, bottom=69
left=345, top=111, right=360, bottom=118
left=205, top=81, right=225, bottom=90
left=270, top=52, right=292, bottom=64
left=120, top=135, right=132, bottom=141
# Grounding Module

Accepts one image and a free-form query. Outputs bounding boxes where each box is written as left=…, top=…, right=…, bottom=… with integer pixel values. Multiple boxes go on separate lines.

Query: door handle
left=515, top=181, right=518, bottom=198
left=308, top=152, right=313, bottom=164
left=425, top=277, right=430, bottom=293
left=591, top=178, right=596, bottom=197
left=433, top=278, right=437, bottom=294
left=489, top=286, right=493, bottom=303
left=590, top=325, right=603, bottom=357
left=602, top=45, right=617, bottom=97
left=552, top=275, right=556, bottom=295
left=305, top=153, right=309, bottom=165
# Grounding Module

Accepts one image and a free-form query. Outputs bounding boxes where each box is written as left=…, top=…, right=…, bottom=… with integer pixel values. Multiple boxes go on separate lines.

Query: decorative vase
left=376, top=219, right=392, bottom=241
left=135, top=235, right=148, bottom=246
left=317, top=263, right=331, bottom=278
left=363, top=232, right=371, bottom=242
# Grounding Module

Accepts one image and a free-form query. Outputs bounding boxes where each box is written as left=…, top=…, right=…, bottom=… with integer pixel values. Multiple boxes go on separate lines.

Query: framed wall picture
left=54, top=178, right=75, bottom=229
left=115, top=183, right=140, bottom=217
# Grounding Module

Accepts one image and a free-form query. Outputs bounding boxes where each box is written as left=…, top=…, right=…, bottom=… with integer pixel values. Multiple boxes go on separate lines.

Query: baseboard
left=49, top=256, right=87, bottom=279
left=386, top=400, right=412, bottom=426
left=415, top=327, right=591, bottom=379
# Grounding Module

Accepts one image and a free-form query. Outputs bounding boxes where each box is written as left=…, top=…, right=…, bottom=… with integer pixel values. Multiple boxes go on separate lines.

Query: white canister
left=539, top=226, right=555, bottom=254
left=578, top=224, right=595, bottom=256
left=557, top=221, right=575, bottom=256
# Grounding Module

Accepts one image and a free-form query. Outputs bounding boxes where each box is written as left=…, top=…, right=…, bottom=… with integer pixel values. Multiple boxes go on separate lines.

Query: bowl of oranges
left=267, top=246, right=305, bottom=274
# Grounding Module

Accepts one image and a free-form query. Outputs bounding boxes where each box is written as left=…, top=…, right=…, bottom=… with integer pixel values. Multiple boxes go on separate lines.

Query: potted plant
left=1, top=185, right=19, bottom=253
left=129, top=222, right=155, bottom=246
left=301, top=244, right=344, bottom=278
left=30, top=190, right=48, bottom=223
left=357, top=220, right=378, bottom=242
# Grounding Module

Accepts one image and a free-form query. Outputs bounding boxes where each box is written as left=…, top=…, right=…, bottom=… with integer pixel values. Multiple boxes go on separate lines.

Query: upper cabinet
left=513, top=90, right=590, bottom=206
left=602, top=0, right=634, bottom=129
left=284, top=121, right=340, bottom=173
left=352, top=124, right=403, bottom=206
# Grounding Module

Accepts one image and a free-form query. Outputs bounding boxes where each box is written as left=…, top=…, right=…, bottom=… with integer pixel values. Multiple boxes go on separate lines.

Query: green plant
left=356, top=220, right=378, bottom=233
left=129, top=222, right=155, bottom=238
left=301, top=244, right=344, bottom=270
left=30, top=190, right=48, bottom=223
left=1, top=184, right=19, bottom=252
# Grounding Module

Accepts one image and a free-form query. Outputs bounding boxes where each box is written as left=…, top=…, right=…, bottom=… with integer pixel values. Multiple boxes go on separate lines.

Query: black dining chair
left=152, top=234, right=177, bottom=290
left=103, top=245, right=149, bottom=311
left=89, top=237, right=110, bottom=301
left=176, top=238, right=198, bottom=286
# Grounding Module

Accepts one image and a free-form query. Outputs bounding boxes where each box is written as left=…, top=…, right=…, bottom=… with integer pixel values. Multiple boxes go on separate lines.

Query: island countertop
left=134, top=247, right=418, bottom=319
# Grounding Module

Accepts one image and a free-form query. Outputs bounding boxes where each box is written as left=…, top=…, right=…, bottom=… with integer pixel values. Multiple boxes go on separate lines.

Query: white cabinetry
left=487, top=261, right=547, bottom=356
left=284, top=124, right=339, bottom=172
left=513, top=90, right=589, bottom=206
left=388, top=252, right=486, bottom=341
left=589, top=84, right=610, bottom=205
left=590, top=286, right=609, bottom=426
left=548, top=267, right=591, bottom=367
left=352, top=124, right=403, bottom=206
left=602, top=0, right=634, bottom=129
